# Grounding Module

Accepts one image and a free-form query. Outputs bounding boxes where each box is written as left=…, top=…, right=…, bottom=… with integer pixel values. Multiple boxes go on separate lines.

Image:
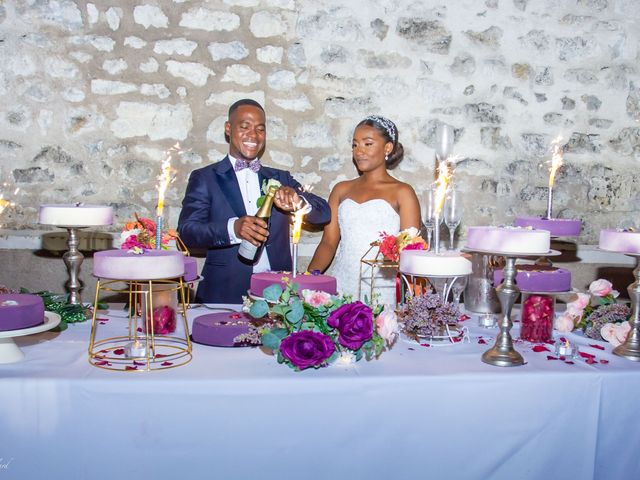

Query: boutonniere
left=257, top=178, right=281, bottom=207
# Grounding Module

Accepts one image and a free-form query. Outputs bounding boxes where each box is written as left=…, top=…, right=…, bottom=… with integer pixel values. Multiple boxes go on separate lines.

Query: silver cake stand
left=611, top=252, right=640, bottom=361
left=466, top=248, right=560, bottom=367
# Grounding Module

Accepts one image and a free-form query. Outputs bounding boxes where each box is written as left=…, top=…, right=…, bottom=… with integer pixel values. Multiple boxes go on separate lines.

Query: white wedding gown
left=326, top=198, right=400, bottom=305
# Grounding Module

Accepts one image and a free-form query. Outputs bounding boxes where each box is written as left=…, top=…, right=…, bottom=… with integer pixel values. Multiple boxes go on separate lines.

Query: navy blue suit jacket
left=177, top=156, right=331, bottom=304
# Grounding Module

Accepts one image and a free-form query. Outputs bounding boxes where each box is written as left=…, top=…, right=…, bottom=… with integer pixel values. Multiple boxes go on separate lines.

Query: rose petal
left=96, top=317, right=109, bottom=322
left=137, top=327, right=142, bottom=332
left=113, top=348, right=125, bottom=355
left=589, top=344, right=605, bottom=350
left=559, top=337, right=567, bottom=343
left=459, top=314, right=470, bottom=321
left=133, top=360, right=146, bottom=366
left=99, top=322, right=107, bottom=325
left=125, top=366, right=137, bottom=371
left=600, top=359, right=609, bottom=364
left=564, top=361, right=575, bottom=365
left=478, top=338, right=487, bottom=344
left=161, top=361, right=173, bottom=366
left=532, top=345, right=550, bottom=353
left=585, top=357, right=596, bottom=365
left=408, top=347, right=415, bottom=351
left=547, top=355, right=558, bottom=360
left=95, top=360, right=110, bottom=366
left=420, top=343, right=430, bottom=347
left=155, top=353, right=167, bottom=358
left=579, top=351, right=595, bottom=359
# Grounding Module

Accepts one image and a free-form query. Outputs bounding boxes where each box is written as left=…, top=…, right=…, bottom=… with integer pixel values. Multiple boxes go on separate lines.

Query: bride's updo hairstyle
left=357, top=115, right=404, bottom=169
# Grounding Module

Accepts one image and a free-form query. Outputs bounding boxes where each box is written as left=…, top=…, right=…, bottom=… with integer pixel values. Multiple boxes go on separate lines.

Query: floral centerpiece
left=379, top=227, right=428, bottom=262
left=399, top=291, right=462, bottom=341
left=120, top=214, right=176, bottom=250
left=247, top=281, right=398, bottom=371
left=555, top=279, right=631, bottom=346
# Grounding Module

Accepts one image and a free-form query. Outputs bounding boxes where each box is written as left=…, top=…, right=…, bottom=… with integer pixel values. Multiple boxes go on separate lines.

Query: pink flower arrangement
left=588, top=279, right=618, bottom=298
left=376, top=308, right=399, bottom=346
left=378, top=227, right=428, bottom=262
left=600, top=321, right=631, bottom=347
left=120, top=215, right=175, bottom=250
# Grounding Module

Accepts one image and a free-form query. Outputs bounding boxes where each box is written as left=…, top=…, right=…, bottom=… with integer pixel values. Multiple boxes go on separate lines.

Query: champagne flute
left=444, top=188, right=463, bottom=250
left=422, top=185, right=443, bottom=252
left=435, top=123, right=455, bottom=162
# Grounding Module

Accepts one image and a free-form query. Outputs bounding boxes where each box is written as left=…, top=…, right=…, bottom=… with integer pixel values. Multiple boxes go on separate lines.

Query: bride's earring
left=385, top=153, right=389, bottom=162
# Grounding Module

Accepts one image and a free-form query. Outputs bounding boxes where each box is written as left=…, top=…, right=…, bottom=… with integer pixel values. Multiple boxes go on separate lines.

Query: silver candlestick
left=63, top=227, right=85, bottom=305
left=613, top=254, right=640, bottom=361
left=482, top=256, right=525, bottom=367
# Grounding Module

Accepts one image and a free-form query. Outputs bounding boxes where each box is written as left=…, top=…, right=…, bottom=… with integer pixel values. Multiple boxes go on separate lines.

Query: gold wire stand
left=358, top=242, right=399, bottom=305
left=88, top=278, right=193, bottom=372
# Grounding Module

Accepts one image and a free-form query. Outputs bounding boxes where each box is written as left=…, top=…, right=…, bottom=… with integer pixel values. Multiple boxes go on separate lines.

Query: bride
left=308, top=115, right=421, bottom=305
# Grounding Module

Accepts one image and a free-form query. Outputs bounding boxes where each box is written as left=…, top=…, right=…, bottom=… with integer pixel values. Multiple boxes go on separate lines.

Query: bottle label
left=238, top=240, right=258, bottom=261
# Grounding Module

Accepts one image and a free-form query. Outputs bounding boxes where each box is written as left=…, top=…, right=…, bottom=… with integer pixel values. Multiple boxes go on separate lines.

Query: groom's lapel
left=214, top=156, right=246, bottom=218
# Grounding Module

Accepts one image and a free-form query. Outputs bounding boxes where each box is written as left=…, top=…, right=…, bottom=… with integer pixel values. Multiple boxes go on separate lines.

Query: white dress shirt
left=226, top=155, right=271, bottom=273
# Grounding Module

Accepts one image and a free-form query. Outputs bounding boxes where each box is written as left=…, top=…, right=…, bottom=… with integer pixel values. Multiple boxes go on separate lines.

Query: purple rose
left=279, top=331, right=335, bottom=370
left=327, top=301, right=374, bottom=350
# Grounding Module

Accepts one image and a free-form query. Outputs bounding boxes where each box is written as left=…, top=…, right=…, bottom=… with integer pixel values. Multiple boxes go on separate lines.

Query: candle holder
left=613, top=253, right=640, bottom=361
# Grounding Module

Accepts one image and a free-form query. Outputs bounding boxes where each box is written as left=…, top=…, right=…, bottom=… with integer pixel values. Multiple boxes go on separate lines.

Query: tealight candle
left=478, top=313, right=498, bottom=328
left=125, top=339, right=147, bottom=358
left=555, top=339, right=578, bottom=358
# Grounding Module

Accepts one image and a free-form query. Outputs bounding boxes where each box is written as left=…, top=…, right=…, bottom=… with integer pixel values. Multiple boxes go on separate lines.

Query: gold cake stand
left=359, top=242, right=400, bottom=305
left=88, top=277, right=192, bottom=372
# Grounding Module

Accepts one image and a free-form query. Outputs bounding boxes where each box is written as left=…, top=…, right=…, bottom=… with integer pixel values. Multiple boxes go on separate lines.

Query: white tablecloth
left=1, top=305, right=639, bottom=480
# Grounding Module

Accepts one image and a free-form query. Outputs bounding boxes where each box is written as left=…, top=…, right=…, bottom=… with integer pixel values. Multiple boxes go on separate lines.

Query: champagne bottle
left=238, top=185, right=278, bottom=263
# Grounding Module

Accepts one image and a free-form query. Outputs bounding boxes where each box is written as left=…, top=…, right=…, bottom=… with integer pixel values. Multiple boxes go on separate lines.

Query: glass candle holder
left=520, top=293, right=555, bottom=343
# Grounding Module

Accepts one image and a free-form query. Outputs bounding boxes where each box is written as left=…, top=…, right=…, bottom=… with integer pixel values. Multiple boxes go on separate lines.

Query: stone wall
left=1, top=0, right=639, bottom=246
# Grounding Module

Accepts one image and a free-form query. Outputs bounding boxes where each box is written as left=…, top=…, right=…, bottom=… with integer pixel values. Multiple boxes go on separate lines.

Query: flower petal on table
left=532, top=345, right=550, bottom=353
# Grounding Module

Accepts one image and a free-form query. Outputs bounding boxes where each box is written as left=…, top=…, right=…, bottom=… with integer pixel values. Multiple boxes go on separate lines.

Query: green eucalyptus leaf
left=263, top=284, right=283, bottom=302
left=249, top=300, right=269, bottom=318
left=355, top=349, right=363, bottom=361
left=262, top=331, right=282, bottom=350
left=286, top=298, right=304, bottom=324
left=272, top=327, right=289, bottom=339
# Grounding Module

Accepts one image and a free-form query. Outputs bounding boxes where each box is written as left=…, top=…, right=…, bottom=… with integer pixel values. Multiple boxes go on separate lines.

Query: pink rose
left=600, top=323, right=621, bottom=346
left=554, top=312, right=576, bottom=333
left=615, top=321, right=631, bottom=343
left=589, top=279, right=613, bottom=297
left=376, top=307, right=399, bottom=345
left=301, top=289, right=332, bottom=308
left=566, top=293, right=589, bottom=317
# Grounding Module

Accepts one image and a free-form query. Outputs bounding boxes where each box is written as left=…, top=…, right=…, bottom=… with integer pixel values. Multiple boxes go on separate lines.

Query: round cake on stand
left=464, top=226, right=556, bottom=367
left=39, top=203, right=113, bottom=305
left=599, top=229, right=640, bottom=361
left=0, top=294, right=61, bottom=363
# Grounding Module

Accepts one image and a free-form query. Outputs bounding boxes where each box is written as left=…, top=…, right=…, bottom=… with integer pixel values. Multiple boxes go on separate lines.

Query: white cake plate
left=0, top=311, right=61, bottom=364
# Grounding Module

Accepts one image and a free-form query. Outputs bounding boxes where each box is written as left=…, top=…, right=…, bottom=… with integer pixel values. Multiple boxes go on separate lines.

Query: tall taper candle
left=156, top=215, right=162, bottom=250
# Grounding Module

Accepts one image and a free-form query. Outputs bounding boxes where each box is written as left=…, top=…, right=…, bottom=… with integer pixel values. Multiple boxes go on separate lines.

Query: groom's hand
left=234, top=216, right=269, bottom=246
left=274, top=186, right=301, bottom=212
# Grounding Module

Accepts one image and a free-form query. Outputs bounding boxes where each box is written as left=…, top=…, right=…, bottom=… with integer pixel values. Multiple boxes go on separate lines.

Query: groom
left=177, top=99, right=331, bottom=304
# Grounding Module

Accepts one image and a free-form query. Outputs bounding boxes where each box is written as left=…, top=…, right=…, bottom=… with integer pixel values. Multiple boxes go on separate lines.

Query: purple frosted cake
left=191, top=311, right=263, bottom=347
left=93, top=249, right=185, bottom=280
left=0, top=294, right=45, bottom=331
left=250, top=271, right=337, bottom=297
left=599, top=229, right=640, bottom=254
left=494, top=264, right=571, bottom=292
left=514, top=216, right=581, bottom=237
left=183, top=256, right=198, bottom=282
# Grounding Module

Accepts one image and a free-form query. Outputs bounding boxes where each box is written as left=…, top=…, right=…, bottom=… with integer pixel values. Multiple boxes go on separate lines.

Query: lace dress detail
left=326, top=199, right=400, bottom=305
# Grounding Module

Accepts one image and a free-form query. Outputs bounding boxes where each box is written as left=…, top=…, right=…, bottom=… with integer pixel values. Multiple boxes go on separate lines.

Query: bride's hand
left=273, top=186, right=301, bottom=212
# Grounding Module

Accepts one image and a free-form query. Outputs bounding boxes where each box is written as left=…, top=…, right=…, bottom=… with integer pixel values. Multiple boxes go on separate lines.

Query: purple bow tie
left=234, top=159, right=261, bottom=173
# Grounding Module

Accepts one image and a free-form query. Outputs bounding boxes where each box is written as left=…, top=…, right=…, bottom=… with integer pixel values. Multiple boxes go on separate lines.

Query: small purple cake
left=514, top=216, right=581, bottom=237
left=599, top=229, right=640, bottom=254
left=0, top=294, right=45, bottom=331
left=494, top=264, right=571, bottom=292
left=250, top=271, right=337, bottom=297
left=183, top=256, right=198, bottom=282
left=191, top=311, right=262, bottom=347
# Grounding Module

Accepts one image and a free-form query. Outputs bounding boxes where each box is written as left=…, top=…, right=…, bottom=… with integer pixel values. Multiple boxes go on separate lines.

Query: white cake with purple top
left=465, top=226, right=551, bottom=255
left=93, top=249, right=185, bottom=280
left=599, top=229, right=640, bottom=254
